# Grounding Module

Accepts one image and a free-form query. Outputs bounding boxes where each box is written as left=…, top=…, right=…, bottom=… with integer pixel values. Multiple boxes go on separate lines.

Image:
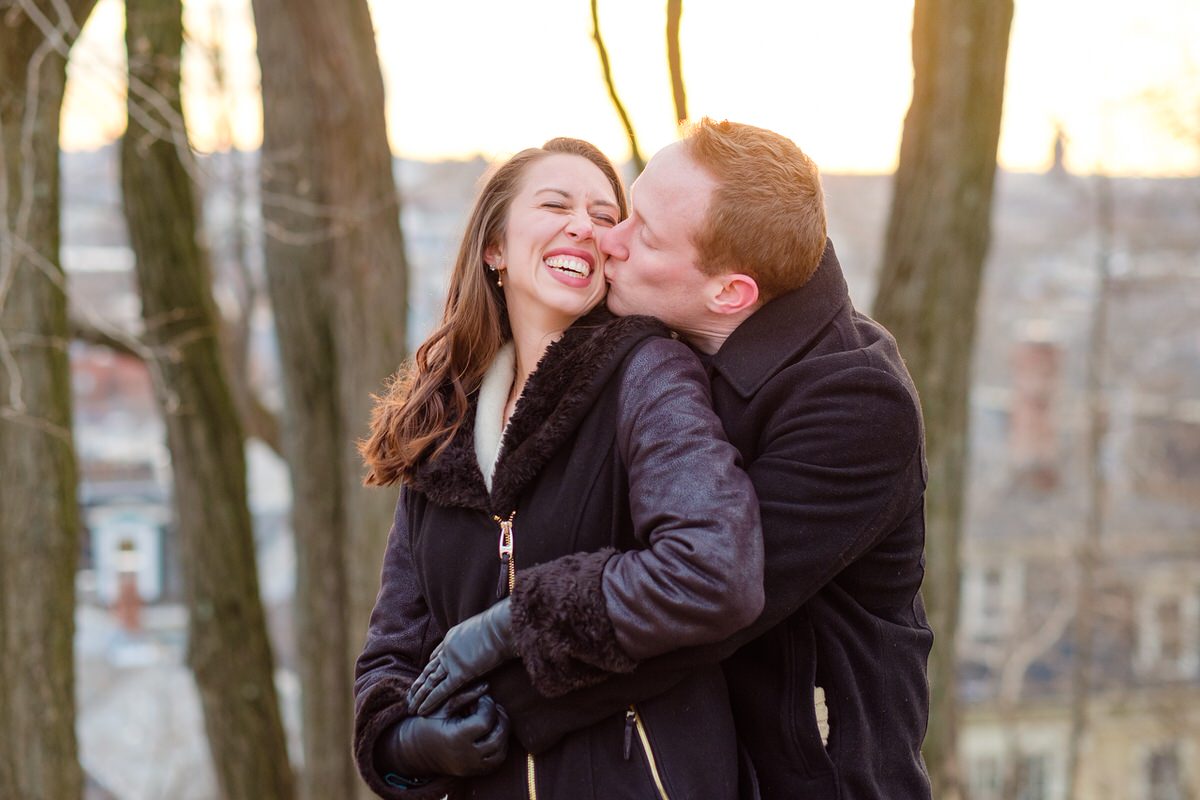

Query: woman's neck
left=505, top=318, right=567, bottom=424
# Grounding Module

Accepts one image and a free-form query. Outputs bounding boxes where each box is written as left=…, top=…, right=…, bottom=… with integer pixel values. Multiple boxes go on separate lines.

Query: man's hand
left=375, top=683, right=509, bottom=778
left=408, top=599, right=516, bottom=715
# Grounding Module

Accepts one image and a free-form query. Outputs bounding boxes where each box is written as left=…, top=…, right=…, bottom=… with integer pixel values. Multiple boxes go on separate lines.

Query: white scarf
left=473, top=342, right=515, bottom=492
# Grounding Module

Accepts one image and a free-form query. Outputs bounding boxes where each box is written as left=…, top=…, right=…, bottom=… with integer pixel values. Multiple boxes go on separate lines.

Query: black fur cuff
left=353, top=675, right=456, bottom=799
left=510, top=548, right=638, bottom=697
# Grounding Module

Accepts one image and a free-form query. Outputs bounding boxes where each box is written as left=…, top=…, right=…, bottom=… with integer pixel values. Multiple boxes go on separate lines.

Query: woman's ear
left=484, top=244, right=502, bottom=269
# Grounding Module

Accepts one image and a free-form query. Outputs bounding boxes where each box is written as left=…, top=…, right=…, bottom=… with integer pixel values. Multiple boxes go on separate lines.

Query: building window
left=968, top=754, right=1002, bottom=800
left=1157, top=600, right=1183, bottom=664
left=1136, top=588, right=1200, bottom=679
left=1146, top=744, right=1185, bottom=800
left=981, top=568, right=1004, bottom=621
left=1016, top=753, right=1048, bottom=800
left=963, top=563, right=1023, bottom=641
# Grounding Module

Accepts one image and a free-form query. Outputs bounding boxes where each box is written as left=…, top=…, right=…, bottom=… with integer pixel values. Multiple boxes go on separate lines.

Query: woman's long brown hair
left=360, top=138, right=627, bottom=486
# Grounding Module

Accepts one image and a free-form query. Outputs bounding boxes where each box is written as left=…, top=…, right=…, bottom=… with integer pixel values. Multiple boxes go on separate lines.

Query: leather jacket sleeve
left=352, top=492, right=456, bottom=800
left=607, top=336, right=764, bottom=656
left=507, top=337, right=764, bottom=696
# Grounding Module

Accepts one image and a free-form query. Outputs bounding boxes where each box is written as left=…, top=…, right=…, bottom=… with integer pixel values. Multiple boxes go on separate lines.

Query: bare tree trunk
left=871, top=2, right=1015, bottom=798
left=251, top=1, right=351, bottom=796
left=1064, top=174, right=1114, bottom=800
left=591, top=0, right=645, bottom=174
left=0, top=3, right=97, bottom=797
left=286, top=0, right=409, bottom=675
left=121, top=1, right=293, bottom=797
left=251, top=1, right=409, bottom=796
left=666, top=0, right=688, bottom=125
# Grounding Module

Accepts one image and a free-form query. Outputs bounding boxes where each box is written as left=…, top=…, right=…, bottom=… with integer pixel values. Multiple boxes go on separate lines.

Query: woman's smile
left=543, top=248, right=595, bottom=287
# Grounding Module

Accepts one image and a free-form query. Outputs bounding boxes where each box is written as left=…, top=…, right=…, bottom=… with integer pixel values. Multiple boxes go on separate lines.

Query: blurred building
left=957, top=169, right=1200, bottom=800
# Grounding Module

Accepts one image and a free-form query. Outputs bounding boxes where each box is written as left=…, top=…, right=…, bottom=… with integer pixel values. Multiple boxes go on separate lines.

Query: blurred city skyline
left=61, top=0, right=1200, bottom=176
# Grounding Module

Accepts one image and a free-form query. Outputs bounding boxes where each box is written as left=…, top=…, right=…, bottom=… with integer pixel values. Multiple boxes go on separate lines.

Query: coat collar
left=408, top=308, right=668, bottom=515
left=709, top=239, right=849, bottom=399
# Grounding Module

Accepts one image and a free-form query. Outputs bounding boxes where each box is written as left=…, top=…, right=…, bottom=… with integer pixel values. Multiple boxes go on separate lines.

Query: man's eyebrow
left=535, top=187, right=619, bottom=209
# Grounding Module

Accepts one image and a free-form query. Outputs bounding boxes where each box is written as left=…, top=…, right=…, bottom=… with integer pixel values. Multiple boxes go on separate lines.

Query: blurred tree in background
left=873, top=1, right=1015, bottom=798
left=120, top=0, right=294, bottom=796
left=251, top=0, right=410, bottom=795
left=0, top=2, right=98, bottom=798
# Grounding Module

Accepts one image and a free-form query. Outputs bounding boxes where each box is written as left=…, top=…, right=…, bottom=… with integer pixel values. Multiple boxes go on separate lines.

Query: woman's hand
left=409, top=599, right=517, bottom=715
left=375, top=682, right=509, bottom=778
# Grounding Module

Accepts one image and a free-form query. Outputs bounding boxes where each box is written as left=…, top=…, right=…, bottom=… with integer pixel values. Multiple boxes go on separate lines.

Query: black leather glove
left=408, top=599, right=516, bottom=715
left=374, top=682, right=509, bottom=779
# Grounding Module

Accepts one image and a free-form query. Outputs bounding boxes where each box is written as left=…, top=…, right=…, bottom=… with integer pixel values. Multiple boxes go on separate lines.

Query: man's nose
left=599, top=219, right=629, bottom=261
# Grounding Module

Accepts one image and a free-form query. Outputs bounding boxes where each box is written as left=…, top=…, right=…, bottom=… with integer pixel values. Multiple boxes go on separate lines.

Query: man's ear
left=706, top=273, right=760, bottom=316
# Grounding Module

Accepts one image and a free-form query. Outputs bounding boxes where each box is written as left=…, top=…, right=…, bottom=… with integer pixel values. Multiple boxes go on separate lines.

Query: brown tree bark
left=0, top=2, right=97, bottom=797
left=251, top=0, right=350, bottom=796
left=871, top=2, right=1014, bottom=798
left=666, top=0, right=688, bottom=125
left=120, top=1, right=293, bottom=797
left=251, top=1, right=409, bottom=796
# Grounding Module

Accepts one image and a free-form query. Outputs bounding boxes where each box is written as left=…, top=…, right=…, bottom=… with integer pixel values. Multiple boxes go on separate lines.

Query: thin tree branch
left=67, top=315, right=284, bottom=457
left=590, top=0, right=645, bottom=174
left=666, top=0, right=687, bottom=126
left=69, top=315, right=142, bottom=359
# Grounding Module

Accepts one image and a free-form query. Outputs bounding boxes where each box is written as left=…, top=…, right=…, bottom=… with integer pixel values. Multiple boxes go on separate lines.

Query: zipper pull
left=494, top=512, right=515, bottom=599
left=623, top=708, right=635, bottom=760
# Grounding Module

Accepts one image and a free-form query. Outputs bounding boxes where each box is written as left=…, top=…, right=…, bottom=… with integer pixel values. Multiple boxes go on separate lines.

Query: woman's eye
left=541, top=201, right=567, bottom=210
left=592, top=214, right=617, bottom=227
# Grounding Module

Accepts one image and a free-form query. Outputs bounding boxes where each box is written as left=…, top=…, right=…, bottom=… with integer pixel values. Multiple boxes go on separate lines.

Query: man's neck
left=677, top=311, right=751, bottom=355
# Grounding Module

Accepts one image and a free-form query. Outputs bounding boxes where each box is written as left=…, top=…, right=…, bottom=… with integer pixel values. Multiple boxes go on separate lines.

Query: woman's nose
left=564, top=210, right=594, bottom=240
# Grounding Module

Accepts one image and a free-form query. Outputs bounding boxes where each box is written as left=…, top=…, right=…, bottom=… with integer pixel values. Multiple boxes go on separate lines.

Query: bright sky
left=61, top=0, right=1200, bottom=176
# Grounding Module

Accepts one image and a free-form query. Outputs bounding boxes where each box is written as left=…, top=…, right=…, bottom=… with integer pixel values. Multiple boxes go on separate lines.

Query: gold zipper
left=526, top=752, right=538, bottom=800
left=625, top=705, right=670, bottom=799
left=494, top=511, right=516, bottom=599
left=493, top=511, right=536, bottom=799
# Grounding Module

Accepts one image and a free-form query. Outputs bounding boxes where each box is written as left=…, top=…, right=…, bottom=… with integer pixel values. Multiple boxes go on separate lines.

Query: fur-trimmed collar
left=408, top=308, right=668, bottom=515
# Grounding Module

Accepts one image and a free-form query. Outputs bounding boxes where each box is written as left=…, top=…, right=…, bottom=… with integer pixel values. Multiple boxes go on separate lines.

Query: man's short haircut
left=683, top=118, right=827, bottom=300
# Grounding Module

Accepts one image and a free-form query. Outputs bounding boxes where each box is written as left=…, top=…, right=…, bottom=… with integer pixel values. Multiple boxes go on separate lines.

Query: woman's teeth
left=545, top=255, right=591, bottom=278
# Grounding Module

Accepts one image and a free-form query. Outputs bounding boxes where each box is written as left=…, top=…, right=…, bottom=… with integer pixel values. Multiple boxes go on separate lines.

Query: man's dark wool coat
left=489, top=239, right=934, bottom=800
